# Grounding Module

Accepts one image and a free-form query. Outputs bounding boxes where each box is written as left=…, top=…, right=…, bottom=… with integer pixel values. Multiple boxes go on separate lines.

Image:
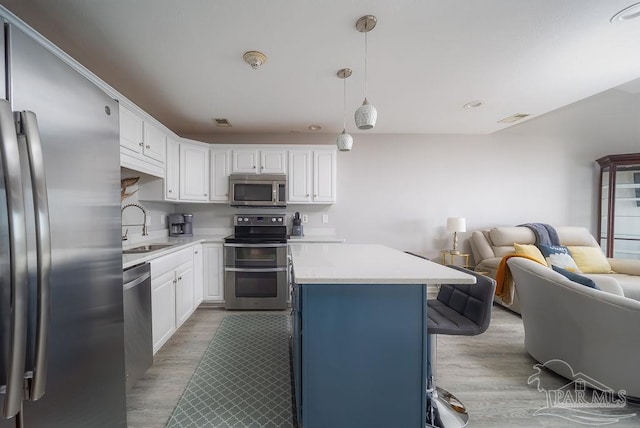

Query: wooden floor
left=127, top=305, right=640, bottom=427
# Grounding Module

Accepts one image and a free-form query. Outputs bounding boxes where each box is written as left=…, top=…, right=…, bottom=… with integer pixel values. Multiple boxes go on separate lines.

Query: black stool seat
left=427, top=267, right=495, bottom=336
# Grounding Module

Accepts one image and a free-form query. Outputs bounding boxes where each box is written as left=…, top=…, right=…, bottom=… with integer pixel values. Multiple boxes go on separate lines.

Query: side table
left=440, top=250, right=470, bottom=268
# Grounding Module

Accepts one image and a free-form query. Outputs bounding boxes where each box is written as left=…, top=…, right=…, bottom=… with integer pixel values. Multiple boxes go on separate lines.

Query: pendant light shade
left=336, top=130, right=353, bottom=151
left=336, top=68, right=353, bottom=152
left=355, top=15, right=377, bottom=130
left=354, top=98, right=377, bottom=130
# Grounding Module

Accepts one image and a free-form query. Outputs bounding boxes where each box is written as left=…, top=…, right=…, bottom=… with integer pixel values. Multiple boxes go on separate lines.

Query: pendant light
left=336, top=68, right=353, bottom=151
left=354, top=15, right=377, bottom=130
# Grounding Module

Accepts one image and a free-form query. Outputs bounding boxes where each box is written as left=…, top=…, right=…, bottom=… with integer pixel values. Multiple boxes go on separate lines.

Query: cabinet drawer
left=150, top=247, right=193, bottom=277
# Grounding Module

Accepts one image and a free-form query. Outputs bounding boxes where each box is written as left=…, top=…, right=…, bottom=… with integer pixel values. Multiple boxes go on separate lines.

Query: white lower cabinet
left=193, top=244, right=204, bottom=306
left=150, top=247, right=195, bottom=354
left=175, top=261, right=194, bottom=328
left=151, top=270, right=176, bottom=355
left=203, top=244, right=224, bottom=302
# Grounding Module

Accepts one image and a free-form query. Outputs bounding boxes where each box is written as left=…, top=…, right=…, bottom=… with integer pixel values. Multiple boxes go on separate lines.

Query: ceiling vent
left=498, top=113, right=530, bottom=124
left=213, top=118, right=232, bottom=127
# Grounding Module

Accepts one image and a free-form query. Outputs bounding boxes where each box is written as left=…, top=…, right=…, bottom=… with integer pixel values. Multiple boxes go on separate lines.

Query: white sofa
left=507, top=257, right=640, bottom=398
left=469, top=226, right=640, bottom=313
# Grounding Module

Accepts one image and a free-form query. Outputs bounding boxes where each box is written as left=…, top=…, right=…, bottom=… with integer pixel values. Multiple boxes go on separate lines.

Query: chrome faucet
left=121, top=203, right=148, bottom=239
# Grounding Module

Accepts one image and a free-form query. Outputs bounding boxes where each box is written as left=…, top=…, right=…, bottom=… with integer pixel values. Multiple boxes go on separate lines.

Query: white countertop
left=122, top=234, right=227, bottom=269
left=290, top=243, right=477, bottom=285
left=287, top=235, right=345, bottom=243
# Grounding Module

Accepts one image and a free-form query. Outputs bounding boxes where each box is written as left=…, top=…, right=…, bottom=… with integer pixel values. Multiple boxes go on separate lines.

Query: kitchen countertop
left=286, top=235, right=345, bottom=243
left=289, top=243, right=476, bottom=285
left=122, top=234, right=227, bottom=269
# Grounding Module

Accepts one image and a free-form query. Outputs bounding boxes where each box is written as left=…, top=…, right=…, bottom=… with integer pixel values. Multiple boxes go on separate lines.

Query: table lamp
left=446, top=217, right=466, bottom=255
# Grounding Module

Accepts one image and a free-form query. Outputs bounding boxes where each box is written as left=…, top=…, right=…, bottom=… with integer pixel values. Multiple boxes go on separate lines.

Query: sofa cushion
left=539, top=244, right=581, bottom=272
left=596, top=274, right=640, bottom=301
left=567, top=246, right=613, bottom=274
left=514, top=243, right=548, bottom=266
left=552, top=265, right=599, bottom=289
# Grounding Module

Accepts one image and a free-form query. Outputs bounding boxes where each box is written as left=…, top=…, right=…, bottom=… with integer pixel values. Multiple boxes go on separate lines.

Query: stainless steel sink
left=122, top=243, right=175, bottom=254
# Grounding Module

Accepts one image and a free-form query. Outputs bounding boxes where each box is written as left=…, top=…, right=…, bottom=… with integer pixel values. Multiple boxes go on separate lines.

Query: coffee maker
left=291, top=212, right=303, bottom=237
left=169, top=213, right=193, bottom=237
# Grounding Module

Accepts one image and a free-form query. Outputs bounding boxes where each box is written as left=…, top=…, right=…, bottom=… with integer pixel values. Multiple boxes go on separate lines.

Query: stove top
left=224, top=234, right=287, bottom=244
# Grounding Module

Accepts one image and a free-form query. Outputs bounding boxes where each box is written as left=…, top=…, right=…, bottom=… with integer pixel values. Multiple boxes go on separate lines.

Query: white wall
left=181, top=88, right=640, bottom=261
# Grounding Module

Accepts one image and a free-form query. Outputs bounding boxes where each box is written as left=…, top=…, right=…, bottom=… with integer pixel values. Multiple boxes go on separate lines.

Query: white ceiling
left=2, top=0, right=640, bottom=136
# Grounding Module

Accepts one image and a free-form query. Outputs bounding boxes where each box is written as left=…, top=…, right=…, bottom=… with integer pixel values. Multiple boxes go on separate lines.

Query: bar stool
left=426, top=267, right=496, bottom=428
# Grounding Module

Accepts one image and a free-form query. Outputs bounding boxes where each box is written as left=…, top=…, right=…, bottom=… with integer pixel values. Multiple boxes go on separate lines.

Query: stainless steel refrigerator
left=0, top=16, right=127, bottom=428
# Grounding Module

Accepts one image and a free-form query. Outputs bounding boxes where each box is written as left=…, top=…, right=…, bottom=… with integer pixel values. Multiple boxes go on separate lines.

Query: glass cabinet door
left=597, top=153, right=640, bottom=259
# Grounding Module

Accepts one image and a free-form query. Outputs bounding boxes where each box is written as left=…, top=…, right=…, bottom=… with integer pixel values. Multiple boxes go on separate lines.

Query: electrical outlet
left=322, top=214, right=329, bottom=224
left=302, top=214, right=309, bottom=223
left=160, top=215, right=165, bottom=225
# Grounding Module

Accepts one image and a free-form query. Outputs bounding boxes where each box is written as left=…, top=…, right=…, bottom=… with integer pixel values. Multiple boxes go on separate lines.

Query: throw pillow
left=513, top=243, right=548, bottom=266
left=538, top=244, right=581, bottom=272
left=566, top=246, right=613, bottom=274
left=551, top=265, right=599, bottom=290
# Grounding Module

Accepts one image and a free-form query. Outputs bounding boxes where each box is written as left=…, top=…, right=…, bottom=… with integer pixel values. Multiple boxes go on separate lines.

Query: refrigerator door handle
left=19, top=110, right=51, bottom=401
left=0, top=99, right=28, bottom=419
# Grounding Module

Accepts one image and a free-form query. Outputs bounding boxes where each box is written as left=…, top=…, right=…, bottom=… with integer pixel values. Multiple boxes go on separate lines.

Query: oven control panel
left=234, top=214, right=285, bottom=226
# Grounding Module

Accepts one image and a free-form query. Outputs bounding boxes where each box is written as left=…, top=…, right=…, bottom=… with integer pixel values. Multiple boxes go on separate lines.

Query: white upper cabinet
left=313, top=151, right=337, bottom=203
left=179, top=143, right=210, bottom=201
left=260, top=150, right=287, bottom=174
left=119, top=104, right=166, bottom=177
left=232, top=149, right=286, bottom=174
left=165, top=137, right=179, bottom=200
left=210, top=149, right=231, bottom=202
left=119, top=105, right=144, bottom=154
left=288, top=149, right=336, bottom=204
left=143, top=122, right=167, bottom=163
left=288, top=150, right=312, bottom=203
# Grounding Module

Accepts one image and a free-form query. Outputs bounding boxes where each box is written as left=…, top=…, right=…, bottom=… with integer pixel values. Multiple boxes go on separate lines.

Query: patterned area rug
left=165, top=314, right=294, bottom=428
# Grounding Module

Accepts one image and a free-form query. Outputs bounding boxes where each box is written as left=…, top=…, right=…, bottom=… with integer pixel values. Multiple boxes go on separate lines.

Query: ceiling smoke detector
left=243, top=51, right=267, bottom=69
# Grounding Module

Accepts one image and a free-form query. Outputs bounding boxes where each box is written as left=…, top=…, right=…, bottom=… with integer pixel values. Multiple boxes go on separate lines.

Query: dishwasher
left=123, top=262, right=153, bottom=392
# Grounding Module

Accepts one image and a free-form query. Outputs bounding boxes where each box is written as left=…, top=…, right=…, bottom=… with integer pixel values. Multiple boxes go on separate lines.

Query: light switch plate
left=322, top=214, right=329, bottom=224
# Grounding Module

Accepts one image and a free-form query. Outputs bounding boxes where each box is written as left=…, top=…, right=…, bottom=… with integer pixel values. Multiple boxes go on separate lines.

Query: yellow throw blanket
left=495, top=254, right=547, bottom=305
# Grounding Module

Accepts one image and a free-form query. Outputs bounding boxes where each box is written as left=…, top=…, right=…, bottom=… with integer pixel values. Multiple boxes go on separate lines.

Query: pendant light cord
left=343, top=76, right=347, bottom=130
left=364, top=30, right=368, bottom=99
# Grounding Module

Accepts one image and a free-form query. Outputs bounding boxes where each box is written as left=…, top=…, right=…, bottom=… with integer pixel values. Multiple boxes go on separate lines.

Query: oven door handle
left=224, top=243, right=287, bottom=248
left=225, top=267, right=287, bottom=273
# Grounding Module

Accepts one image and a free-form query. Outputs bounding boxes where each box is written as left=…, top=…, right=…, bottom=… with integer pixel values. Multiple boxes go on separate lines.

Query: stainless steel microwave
left=229, top=173, right=287, bottom=207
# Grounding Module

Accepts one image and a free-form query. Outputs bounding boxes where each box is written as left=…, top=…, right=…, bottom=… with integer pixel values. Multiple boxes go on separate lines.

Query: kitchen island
left=289, top=244, right=475, bottom=428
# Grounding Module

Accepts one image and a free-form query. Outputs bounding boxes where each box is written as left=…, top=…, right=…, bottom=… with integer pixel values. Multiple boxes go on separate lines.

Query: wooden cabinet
left=165, top=137, right=179, bottom=200
left=119, top=104, right=166, bottom=177
left=149, top=248, right=195, bottom=354
left=232, top=149, right=286, bottom=174
left=203, top=244, right=224, bottom=302
left=193, top=244, right=204, bottom=306
left=179, top=143, right=210, bottom=201
left=210, top=149, right=231, bottom=202
left=288, top=149, right=336, bottom=204
left=597, top=153, right=640, bottom=259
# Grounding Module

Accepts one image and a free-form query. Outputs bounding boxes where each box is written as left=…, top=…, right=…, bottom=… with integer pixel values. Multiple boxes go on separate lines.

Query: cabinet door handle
left=168, top=189, right=173, bottom=193
left=306, top=194, right=309, bottom=197
left=178, top=276, right=183, bottom=280
left=173, top=279, right=177, bottom=284
left=139, top=142, right=144, bottom=147
left=146, top=145, right=150, bottom=149
left=194, top=251, right=198, bottom=254
left=314, top=194, right=317, bottom=197
left=253, top=165, right=256, bottom=169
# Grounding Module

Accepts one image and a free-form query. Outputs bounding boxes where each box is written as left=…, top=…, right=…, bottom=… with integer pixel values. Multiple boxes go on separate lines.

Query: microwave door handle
left=0, top=100, right=29, bottom=419
left=20, top=111, right=51, bottom=401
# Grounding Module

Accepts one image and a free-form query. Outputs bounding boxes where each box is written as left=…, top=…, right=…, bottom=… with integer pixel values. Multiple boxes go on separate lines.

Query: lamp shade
left=446, top=217, right=466, bottom=233
left=354, top=99, right=377, bottom=129
left=336, top=131, right=353, bottom=152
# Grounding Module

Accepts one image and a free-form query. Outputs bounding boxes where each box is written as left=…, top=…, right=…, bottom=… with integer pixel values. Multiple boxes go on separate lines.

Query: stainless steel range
left=223, top=214, right=288, bottom=310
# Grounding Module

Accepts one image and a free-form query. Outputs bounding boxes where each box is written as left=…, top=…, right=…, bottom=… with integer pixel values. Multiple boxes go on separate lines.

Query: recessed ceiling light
left=498, top=113, right=530, bottom=123
left=213, top=118, right=232, bottom=127
left=463, top=100, right=484, bottom=109
left=611, top=2, right=640, bottom=23
left=308, top=125, right=322, bottom=131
